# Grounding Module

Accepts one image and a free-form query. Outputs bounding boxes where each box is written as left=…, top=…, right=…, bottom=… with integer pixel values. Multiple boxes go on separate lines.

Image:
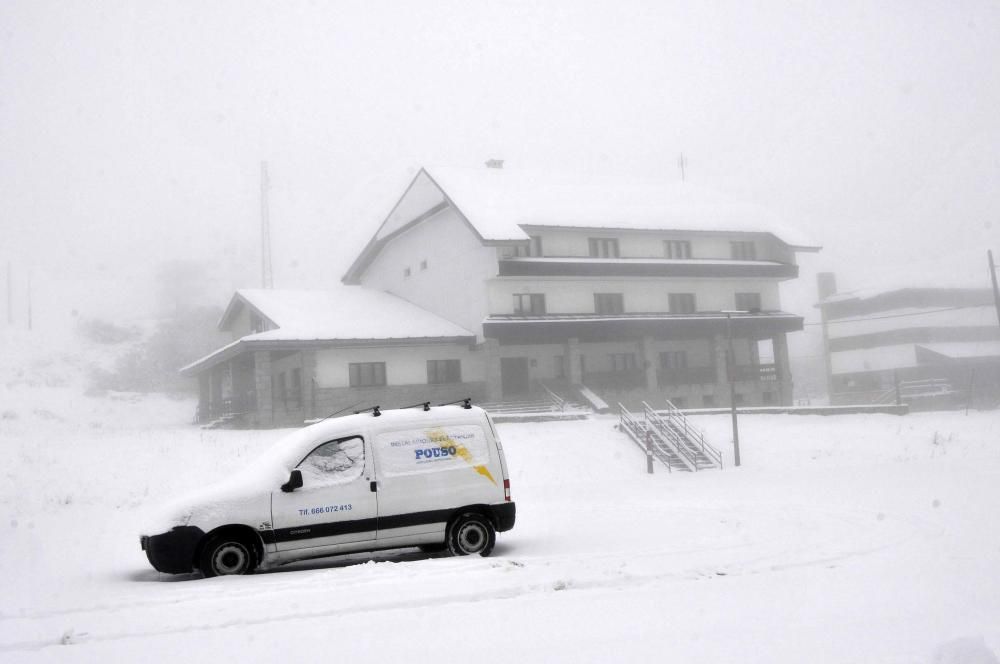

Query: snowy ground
left=1, top=381, right=999, bottom=663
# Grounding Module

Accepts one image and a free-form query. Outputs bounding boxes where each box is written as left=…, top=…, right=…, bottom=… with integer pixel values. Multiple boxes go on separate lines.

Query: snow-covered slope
left=0, top=397, right=998, bottom=662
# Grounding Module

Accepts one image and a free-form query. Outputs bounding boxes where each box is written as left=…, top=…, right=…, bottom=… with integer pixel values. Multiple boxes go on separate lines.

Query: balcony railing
left=730, top=363, right=777, bottom=382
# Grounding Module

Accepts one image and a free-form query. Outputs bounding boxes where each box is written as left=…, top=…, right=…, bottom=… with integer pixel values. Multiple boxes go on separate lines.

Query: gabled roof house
left=184, top=164, right=819, bottom=427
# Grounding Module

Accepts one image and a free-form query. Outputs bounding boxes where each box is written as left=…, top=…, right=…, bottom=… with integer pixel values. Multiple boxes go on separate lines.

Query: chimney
left=485, top=159, right=504, bottom=169
left=817, top=272, right=838, bottom=302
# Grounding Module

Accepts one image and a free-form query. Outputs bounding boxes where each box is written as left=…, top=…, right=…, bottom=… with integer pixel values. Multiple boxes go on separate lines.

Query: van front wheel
left=199, top=535, right=256, bottom=577
left=448, top=513, right=495, bottom=557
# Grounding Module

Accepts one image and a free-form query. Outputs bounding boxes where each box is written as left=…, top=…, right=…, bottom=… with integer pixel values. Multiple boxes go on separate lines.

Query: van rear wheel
left=447, top=513, right=495, bottom=557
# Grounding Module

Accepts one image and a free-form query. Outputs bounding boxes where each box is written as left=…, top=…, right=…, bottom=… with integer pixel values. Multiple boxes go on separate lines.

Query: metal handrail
left=619, top=403, right=674, bottom=472
left=642, top=403, right=697, bottom=471
left=537, top=381, right=567, bottom=411
left=649, top=400, right=723, bottom=469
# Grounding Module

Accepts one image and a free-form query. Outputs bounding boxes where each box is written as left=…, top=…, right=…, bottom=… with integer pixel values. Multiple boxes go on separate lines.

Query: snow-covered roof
left=825, top=305, right=998, bottom=338
left=821, top=286, right=993, bottom=305
left=224, top=287, right=475, bottom=341
left=345, top=165, right=819, bottom=283
left=183, top=287, right=476, bottom=375
left=917, top=341, right=1000, bottom=360
left=422, top=166, right=819, bottom=247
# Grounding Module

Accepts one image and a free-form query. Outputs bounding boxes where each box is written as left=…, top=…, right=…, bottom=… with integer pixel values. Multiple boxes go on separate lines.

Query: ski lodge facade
left=182, top=165, right=819, bottom=427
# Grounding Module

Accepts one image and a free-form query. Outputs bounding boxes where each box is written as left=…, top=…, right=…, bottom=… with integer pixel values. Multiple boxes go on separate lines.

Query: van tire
left=447, top=513, right=495, bottom=557
left=199, top=534, right=256, bottom=577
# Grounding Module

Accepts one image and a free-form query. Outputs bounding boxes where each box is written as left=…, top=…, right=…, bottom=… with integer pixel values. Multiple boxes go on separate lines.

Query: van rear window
left=375, top=425, right=491, bottom=478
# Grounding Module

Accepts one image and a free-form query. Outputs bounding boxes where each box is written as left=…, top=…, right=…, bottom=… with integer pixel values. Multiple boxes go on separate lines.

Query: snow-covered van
left=140, top=404, right=515, bottom=577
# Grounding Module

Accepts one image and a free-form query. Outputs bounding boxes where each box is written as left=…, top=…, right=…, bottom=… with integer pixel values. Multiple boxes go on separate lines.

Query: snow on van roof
left=226, top=287, right=475, bottom=341
left=422, top=165, right=819, bottom=248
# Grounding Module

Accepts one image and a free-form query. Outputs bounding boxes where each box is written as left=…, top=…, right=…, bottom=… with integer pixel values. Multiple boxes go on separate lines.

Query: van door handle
left=370, top=481, right=377, bottom=492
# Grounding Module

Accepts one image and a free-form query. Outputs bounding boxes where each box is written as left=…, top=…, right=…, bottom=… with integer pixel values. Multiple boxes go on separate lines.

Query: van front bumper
left=493, top=502, right=516, bottom=532
left=141, top=526, right=204, bottom=574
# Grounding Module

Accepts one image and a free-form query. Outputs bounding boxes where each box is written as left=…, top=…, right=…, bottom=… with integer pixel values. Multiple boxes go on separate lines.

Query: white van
left=141, top=404, right=515, bottom=577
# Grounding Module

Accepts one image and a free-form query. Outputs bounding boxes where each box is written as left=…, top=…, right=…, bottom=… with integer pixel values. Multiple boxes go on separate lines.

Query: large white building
left=184, top=165, right=819, bottom=427
left=817, top=273, right=1000, bottom=407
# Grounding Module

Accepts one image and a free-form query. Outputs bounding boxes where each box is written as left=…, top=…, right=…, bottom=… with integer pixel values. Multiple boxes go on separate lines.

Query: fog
left=3, top=1, right=999, bottom=325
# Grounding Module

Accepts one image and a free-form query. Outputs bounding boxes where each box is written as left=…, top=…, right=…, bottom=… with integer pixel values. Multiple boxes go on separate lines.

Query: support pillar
left=254, top=350, right=273, bottom=427
left=639, top=335, right=658, bottom=391
left=566, top=337, right=583, bottom=385
left=772, top=333, right=793, bottom=406
left=484, top=338, right=502, bottom=402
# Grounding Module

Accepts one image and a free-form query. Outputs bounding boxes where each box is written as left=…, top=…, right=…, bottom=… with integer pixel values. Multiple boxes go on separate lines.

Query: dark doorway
left=500, top=357, right=531, bottom=395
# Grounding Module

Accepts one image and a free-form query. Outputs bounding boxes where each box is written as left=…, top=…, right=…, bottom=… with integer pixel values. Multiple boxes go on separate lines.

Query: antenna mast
left=260, top=161, right=274, bottom=289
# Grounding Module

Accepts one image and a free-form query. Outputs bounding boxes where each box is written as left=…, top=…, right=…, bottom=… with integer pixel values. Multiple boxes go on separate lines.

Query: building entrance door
left=500, top=357, right=531, bottom=395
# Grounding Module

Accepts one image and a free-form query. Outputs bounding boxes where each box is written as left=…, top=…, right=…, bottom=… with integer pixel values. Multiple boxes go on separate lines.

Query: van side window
left=298, top=436, right=365, bottom=486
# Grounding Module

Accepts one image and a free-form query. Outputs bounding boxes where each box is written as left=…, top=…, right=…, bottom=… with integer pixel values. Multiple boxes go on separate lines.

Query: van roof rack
left=437, top=397, right=472, bottom=409
left=400, top=401, right=432, bottom=412
left=354, top=405, right=381, bottom=417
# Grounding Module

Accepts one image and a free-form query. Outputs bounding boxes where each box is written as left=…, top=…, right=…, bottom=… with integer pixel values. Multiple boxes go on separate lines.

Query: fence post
left=645, top=431, right=654, bottom=474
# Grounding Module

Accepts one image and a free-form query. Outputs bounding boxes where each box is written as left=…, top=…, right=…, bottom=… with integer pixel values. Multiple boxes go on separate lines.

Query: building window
left=403, top=267, right=412, bottom=278
left=659, top=350, right=688, bottom=370
left=288, top=367, right=302, bottom=409
left=609, top=353, right=637, bottom=372
left=762, top=391, right=775, bottom=405
left=427, top=359, right=462, bottom=384
left=668, top=293, right=697, bottom=314
left=594, top=293, right=625, bottom=315
left=514, top=236, right=543, bottom=257
left=702, top=394, right=715, bottom=407
left=420, top=259, right=428, bottom=270
left=250, top=312, right=264, bottom=333
left=730, top=241, right=756, bottom=260
left=349, top=362, right=386, bottom=387
left=672, top=396, right=686, bottom=408
left=735, top=292, right=762, bottom=312
left=555, top=355, right=566, bottom=379
left=664, top=240, right=692, bottom=259
left=588, top=238, right=620, bottom=258
left=513, top=293, right=546, bottom=314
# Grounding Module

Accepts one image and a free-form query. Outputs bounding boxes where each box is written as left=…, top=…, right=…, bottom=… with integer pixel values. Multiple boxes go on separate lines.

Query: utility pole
left=260, top=161, right=274, bottom=289
left=989, top=250, right=1000, bottom=329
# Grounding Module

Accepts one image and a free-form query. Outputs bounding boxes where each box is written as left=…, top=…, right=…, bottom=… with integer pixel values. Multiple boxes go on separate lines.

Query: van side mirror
left=281, top=469, right=303, bottom=493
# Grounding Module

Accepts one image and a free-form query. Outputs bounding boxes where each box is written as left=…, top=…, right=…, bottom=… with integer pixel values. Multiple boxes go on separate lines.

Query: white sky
left=1, top=0, right=999, bottom=325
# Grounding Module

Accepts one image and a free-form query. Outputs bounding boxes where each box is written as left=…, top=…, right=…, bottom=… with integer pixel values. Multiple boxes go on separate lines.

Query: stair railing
left=642, top=402, right=697, bottom=471
left=663, top=399, right=722, bottom=468
left=537, top=381, right=567, bottom=411
left=653, top=400, right=723, bottom=470
left=619, top=403, right=674, bottom=472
